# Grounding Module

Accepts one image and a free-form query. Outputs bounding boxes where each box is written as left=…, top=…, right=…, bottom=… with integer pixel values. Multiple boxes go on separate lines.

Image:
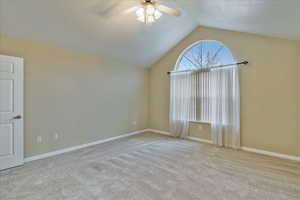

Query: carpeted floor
left=1, top=132, right=300, bottom=200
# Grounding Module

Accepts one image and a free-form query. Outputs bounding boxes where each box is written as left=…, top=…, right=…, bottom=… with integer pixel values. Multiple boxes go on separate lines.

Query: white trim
left=186, top=136, right=213, bottom=144
left=24, top=129, right=148, bottom=163
left=24, top=128, right=300, bottom=163
left=241, top=147, right=300, bottom=162
left=145, top=129, right=173, bottom=136
left=174, top=40, right=237, bottom=71
left=189, top=120, right=211, bottom=125
left=0, top=55, right=24, bottom=171
left=148, top=129, right=300, bottom=162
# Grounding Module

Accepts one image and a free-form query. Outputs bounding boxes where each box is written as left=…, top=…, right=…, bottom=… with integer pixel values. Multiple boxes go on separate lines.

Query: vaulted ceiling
left=1, top=0, right=300, bottom=67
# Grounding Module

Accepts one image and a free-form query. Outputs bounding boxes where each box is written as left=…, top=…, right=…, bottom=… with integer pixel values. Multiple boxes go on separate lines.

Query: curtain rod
left=167, top=61, right=249, bottom=75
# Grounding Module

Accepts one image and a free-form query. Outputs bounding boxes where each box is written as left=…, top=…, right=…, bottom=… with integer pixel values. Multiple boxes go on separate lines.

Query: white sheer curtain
left=169, top=67, right=240, bottom=148
left=169, top=72, right=195, bottom=138
left=210, top=67, right=240, bottom=149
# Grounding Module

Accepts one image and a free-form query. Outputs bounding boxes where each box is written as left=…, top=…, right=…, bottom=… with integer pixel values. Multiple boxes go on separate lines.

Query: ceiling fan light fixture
left=148, top=15, right=155, bottom=23
left=146, top=4, right=155, bottom=15
left=136, top=7, right=144, bottom=17
left=135, top=2, right=162, bottom=24
left=154, top=10, right=162, bottom=19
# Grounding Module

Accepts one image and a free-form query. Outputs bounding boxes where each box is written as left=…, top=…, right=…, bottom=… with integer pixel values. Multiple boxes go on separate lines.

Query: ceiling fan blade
left=124, top=6, right=140, bottom=14
left=156, top=3, right=181, bottom=16
left=95, top=0, right=139, bottom=18
left=95, top=1, right=121, bottom=18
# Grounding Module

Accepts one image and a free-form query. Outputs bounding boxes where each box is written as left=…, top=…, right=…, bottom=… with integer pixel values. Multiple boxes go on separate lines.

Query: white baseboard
left=24, top=129, right=148, bottom=163
left=24, top=128, right=300, bottom=163
left=148, top=129, right=300, bottom=162
left=241, top=147, right=300, bottom=162
left=145, top=129, right=173, bottom=136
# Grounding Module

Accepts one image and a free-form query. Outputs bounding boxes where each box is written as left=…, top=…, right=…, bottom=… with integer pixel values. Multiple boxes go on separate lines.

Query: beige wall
left=1, top=27, right=299, bottom=159
left=149, top=27, right=300, bottom=157
left=0, top=36, right=149, bottom=157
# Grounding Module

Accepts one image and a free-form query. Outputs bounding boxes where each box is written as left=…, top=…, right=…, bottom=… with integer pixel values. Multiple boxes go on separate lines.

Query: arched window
left=170, top=40, right=240, bottom=147
left=176, top=41, right=235, bottom=71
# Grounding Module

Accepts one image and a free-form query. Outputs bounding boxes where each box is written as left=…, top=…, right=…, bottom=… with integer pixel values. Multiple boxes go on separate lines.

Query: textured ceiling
left=184, top=0, right=300, bottom=40
left=1, top=0, right=300, bottom=67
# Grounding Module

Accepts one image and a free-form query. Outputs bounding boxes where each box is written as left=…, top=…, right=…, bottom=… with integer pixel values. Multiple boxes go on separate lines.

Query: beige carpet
left=1, top=132, right=300, bottom=200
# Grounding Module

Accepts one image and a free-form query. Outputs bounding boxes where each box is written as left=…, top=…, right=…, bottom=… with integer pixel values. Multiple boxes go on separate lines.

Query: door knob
left=12, top=115, right=22, bottom=120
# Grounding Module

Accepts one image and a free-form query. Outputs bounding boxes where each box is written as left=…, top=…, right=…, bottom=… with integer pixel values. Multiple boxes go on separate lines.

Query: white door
left=0, top=55, right=24, bottom=170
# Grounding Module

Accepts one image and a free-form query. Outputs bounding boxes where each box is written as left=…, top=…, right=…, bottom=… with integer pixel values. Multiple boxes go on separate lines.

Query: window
left=170, top=40, right=240, bottom=141
left=174, top=41, right=237, bottom=123
left=176, top=41, right=235, bottom=71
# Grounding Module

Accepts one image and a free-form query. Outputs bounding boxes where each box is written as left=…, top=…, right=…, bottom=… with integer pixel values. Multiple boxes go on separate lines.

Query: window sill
left=189, top=120, right=211, bottom=125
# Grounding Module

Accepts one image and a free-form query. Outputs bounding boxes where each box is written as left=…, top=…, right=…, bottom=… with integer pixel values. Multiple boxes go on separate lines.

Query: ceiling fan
left=126, top=0, right=182, bottom=24
left=95, top=0, right=182, bottom=24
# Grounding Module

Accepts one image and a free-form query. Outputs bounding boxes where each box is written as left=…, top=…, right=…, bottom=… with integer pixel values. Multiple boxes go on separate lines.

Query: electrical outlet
left=37, top=136, right=42, bottom=144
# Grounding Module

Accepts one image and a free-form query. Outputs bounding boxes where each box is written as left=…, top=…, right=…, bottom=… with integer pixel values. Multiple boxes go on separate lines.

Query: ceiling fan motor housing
left=144, top=0, right=155, bottom=4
